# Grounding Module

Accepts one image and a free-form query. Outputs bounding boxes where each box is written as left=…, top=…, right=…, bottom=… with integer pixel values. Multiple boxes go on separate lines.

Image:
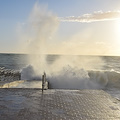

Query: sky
left=0, top=0, right=120, bottom=55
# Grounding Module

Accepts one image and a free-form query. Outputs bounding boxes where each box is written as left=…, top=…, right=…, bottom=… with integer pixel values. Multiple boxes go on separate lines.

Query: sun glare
left=115, top=19, right=120, bottom=43
left=112, top=19, right=120, bottom=55
left=116, top=19, right=120, bottom=32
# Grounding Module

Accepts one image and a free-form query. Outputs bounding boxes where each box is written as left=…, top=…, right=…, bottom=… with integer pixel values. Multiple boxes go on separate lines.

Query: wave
left=20, top=65, right=120, bottom=89
left=88, top=69, right=120, bottom=88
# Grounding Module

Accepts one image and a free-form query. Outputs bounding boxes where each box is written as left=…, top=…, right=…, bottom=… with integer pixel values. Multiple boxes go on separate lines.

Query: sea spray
left=47, top=65, right=102, bottom=89
left=19, top=2, right=59, bottom=77
left=18, top=2, right=111, bottom=89
left=27, top=3, right=59, bottom=75
left=21, top=55, right=107, bottom=89
left=21, top=65, right=40, bottom=80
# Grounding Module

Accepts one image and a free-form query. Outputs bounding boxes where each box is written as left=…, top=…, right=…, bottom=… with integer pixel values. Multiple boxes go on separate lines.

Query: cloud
left=60, top=11, right=120, bottom=23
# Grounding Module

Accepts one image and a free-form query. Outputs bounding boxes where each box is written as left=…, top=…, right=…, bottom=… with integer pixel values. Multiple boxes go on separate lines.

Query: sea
left=0, top=53, right=120, bottom=100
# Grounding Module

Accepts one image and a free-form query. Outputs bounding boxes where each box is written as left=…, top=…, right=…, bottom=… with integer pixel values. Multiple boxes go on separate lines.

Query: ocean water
left=0, top=53, right=120, bottom=100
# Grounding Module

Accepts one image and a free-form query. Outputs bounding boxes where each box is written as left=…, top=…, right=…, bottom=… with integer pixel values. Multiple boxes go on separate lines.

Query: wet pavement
left=0, top=80, right=48, bottom=89
left=0, top=89, right=120, bottom=120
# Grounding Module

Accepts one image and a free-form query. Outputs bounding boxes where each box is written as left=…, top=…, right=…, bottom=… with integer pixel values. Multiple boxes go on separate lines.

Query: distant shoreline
left=0, top=53, right=119, bottom=57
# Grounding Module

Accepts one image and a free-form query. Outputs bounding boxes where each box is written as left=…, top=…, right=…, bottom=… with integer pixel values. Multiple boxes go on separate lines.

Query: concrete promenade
left=0, top=89, right=120, bottom=120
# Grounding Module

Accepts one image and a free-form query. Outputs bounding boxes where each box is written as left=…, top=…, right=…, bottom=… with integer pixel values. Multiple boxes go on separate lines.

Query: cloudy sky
left=0, top=0, right=120, bottom=55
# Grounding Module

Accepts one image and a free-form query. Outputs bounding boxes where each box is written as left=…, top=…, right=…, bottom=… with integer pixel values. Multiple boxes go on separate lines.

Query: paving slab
left=0, top=89, right=120, bottom=120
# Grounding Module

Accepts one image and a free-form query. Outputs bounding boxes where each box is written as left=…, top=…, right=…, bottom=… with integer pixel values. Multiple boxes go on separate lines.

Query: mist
left=19, top=2, right=106, bottom=89
left=19, top=2, right=59, bottom=77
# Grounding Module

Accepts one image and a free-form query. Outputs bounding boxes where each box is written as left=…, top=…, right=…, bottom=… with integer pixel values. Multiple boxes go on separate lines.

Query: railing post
left=42, top=72, right=46, bottom=93
left=42, top=75, right=44, bottom=93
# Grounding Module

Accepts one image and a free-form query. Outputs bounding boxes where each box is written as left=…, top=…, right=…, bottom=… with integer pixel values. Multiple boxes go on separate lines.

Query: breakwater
left=0, top=67, right=21, bottom=81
